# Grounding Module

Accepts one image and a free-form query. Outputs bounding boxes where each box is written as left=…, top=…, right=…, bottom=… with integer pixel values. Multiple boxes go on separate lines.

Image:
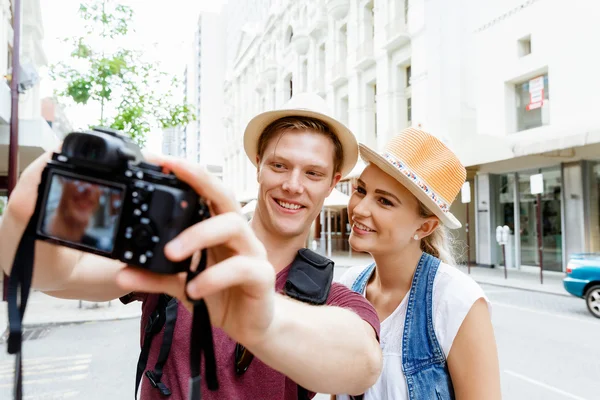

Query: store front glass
left=589, top=162, right=600, bottom=253
left=495, top=173, right=517, bottom=268
left=518, top=168, right=563, bottom=271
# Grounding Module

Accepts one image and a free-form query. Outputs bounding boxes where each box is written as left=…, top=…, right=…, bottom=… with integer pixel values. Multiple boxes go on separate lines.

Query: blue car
left=564, top=253, right=600, bottom=318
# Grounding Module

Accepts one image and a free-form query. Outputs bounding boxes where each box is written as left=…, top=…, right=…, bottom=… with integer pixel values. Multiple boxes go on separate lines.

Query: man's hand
left=115, top=155, right=277, bottom=347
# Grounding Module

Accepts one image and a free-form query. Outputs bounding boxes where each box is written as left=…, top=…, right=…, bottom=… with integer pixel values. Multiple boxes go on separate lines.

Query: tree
left=50, top=0, right=195, bottom=147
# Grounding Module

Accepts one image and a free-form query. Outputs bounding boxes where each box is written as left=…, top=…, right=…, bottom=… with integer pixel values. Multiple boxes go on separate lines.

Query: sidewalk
left=455, top=264, right=568, bottom=297
left=329, top=251, right=568, bottom=297
left=0, top=290, right=142, bottom=335
left=0, top=253, right=569, bottom=333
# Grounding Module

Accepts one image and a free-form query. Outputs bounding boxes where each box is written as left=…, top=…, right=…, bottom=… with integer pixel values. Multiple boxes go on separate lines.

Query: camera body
left=32, top=127, right=209, bottom=274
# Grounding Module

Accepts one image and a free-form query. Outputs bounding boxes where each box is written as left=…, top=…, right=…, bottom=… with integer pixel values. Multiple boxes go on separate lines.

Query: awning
left=324, top=188, right=350, bottom=210
left=0, top=117, right=60, bottom=176
left=344, top=159, right=367, bottom=179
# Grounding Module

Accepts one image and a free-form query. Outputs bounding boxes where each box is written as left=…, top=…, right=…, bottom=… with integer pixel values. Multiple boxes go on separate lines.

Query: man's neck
left=250, top=216, right=309, bottom=273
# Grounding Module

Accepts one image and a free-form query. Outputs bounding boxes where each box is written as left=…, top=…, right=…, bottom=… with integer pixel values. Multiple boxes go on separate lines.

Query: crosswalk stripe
left=0, top=359, right=91, bottom=374
left=0, top=365, right=89, bottom=379
left=0, top=373, right=88, bottom=388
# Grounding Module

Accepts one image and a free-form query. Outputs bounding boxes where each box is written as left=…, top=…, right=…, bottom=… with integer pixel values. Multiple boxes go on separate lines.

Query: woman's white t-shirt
left=336, top=262, right=491, bottom=400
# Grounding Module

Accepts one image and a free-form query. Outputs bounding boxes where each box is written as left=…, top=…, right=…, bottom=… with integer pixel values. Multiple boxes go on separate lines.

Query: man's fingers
left=115, top=266, right=187, bottom=299
left=165, top=212, right=266, bottom=262
left=160, top=157, right=241, bottom=215
left=185, top=255, right=274, bottom=300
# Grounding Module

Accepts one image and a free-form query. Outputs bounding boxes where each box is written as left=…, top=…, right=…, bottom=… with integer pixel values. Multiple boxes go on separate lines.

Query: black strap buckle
left=145, top=370, right=172, bottom=396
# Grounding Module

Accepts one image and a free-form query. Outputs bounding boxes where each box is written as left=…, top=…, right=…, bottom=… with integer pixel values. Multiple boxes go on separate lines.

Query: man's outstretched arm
left=251, top=292, right=381, bottom=395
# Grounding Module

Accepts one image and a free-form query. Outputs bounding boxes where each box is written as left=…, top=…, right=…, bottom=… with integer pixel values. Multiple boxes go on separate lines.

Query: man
left=43, top=176, right=114, bottom=251
left=0, top=93, right=381, bottom=399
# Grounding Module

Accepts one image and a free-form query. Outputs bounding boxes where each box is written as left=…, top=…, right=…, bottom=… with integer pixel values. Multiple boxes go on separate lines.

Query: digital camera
left=32, top=127, right=210, bottom=274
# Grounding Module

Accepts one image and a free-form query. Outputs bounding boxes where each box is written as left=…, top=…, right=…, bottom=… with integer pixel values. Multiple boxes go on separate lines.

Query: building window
left=407, top=97, right=412, bottom=123
left=286, top=75, right=293, bottom=100
left=285, top=26, right=293, bottom=45
left=406, top=65, right=411, bottom=87
left=373, top=83, right=378, bottom=137
left=518, top=35, right=532, bottom=57
left=590, top=162, right=600, bottom=253
left=515, top=74, right=550, bottom=132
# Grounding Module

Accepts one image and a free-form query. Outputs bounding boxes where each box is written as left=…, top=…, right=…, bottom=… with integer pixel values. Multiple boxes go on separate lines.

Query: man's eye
left=355, top=186, right=366, bottom=194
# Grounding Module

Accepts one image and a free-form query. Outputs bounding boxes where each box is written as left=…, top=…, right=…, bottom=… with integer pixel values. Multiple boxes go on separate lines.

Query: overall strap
left=350, top=263, right=376, bottom=294
left=401, top=253, right=445, bottom=375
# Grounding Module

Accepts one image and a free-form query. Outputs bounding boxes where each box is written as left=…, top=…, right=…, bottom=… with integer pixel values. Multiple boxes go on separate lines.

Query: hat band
left=382, top=152, right=450, bottom=214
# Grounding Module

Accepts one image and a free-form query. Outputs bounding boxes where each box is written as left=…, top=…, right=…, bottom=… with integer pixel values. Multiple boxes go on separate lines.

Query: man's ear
left=256, top=155, right=261, bottom=182
left=330, top=172, right=342, bottom=189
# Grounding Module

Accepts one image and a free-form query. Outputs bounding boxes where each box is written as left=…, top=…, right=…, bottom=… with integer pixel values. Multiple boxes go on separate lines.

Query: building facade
left=182, top=9, right=227, bottom=167
left=220, top=0, right=600, bottom=271
left=466, top=0, right=600, bottom=273
left=0, top=0, right=58, bottom=199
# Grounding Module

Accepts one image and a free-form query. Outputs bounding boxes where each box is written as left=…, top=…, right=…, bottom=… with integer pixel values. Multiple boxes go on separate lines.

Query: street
left=1, top=284, right=599, bottom=400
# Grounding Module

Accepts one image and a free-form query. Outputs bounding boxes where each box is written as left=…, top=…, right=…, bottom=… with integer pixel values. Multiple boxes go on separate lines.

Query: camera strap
left=186, top=248, right=219, bottom=400
left=6, top=215, right=38, bottom=400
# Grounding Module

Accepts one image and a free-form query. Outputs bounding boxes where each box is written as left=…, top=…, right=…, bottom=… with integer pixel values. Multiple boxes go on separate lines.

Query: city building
left=0, top=0, right=57, bottom=198
left=161, top=126, right=184, bottom=157
left=182, top=9, right=227, bottom=168
left=41, top=97, right=73, bottom=138
left=221, top=0, right=600, bottom=272
left=465, top=0, right=600, bottom=273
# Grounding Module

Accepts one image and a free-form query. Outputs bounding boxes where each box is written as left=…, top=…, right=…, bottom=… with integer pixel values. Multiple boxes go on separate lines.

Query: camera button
left=141, top=204, right=148, bottom=212
left=136, top=171, right=144, bottom=179
left=125, top=170, right=133, bottom=177
left=124, top=251, right=133, bottom=260
left=152, top=236, right=160, bottom=243
left=134, top=209, right=142, bottom=216
left=139, top=254, right=147, bottom=264
left=140, top=217, right=150, bottom=225
left=146, top=250, right=154, bottom=258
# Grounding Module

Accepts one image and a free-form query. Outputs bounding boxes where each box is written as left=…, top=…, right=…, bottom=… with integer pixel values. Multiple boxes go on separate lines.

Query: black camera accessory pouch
left=284, top=248, right=334, bottom=305
left=234, top=248, right=334, bottom=400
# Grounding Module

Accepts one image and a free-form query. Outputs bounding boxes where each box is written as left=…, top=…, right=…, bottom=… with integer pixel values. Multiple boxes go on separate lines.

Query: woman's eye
left=355, top=186, right=366, bottom=195
left=379, top=198, right=393, bottom=206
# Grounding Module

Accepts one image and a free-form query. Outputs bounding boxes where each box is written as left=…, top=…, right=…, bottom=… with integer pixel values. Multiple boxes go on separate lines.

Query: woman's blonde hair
left=418, top=201, right=458, bottom=266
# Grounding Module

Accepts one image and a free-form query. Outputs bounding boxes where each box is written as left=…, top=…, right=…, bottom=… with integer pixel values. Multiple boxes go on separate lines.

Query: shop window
left=515, top=74, right=550, bottom=132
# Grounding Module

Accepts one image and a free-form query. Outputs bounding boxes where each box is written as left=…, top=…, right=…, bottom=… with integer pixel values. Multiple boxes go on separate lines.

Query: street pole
left=537, top=193, right=544, bottom=284
left=466, top=202, right=470, bottom=274
left=3, top=0, right=21, bottom=302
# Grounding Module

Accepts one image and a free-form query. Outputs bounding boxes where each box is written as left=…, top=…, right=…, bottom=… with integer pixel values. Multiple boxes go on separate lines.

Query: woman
left=335, top=128, right=501, bottom=400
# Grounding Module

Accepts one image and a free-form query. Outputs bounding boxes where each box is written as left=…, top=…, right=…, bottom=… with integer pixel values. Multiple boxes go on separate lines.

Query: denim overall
left=351, top=253, right=455, bottom=400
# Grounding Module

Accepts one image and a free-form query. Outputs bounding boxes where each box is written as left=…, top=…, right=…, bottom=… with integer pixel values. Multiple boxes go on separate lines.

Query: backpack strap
left=284, top=248, right=334, bottom=305
left=235, top=248, right=335, bottom=400
left=135, top=294, right=178, bottom=398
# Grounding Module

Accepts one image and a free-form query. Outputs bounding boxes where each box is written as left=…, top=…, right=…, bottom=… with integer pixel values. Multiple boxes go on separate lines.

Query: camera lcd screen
left=40, top=173, right=125, bottom=253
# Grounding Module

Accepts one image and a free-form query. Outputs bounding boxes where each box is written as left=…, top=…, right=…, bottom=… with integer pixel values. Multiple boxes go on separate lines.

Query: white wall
left=473, top=0, right=600, bottom=154
left=198, top=11, right=226, bottom=167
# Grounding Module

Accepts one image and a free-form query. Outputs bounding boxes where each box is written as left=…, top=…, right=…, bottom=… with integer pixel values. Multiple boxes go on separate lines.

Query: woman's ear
left=416, top=216, right=440, bottom=239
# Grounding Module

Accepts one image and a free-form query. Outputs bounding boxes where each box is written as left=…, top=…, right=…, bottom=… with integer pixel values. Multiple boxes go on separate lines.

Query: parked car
left=563, top=253, right=600, bottom=318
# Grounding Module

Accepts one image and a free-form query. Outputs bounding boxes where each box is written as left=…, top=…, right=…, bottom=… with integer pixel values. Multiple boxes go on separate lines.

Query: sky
left=39, top=0, right=225, bottom=154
